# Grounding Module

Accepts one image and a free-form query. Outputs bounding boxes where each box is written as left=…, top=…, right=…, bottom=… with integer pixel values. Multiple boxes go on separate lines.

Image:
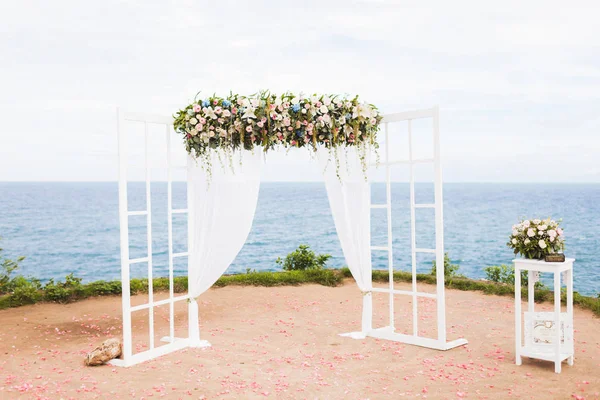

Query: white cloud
left=0, top=0, right=598, bottom=182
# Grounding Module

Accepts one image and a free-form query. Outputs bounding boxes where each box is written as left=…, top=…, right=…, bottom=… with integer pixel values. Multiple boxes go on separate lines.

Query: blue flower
left=291, top=104, right=301, bottom=112
left=222, top=100, right=231, bottom=108
left=202, top=100, right=210, bottom=107
left=296, top=130, right=304, bottom=138
left=345, top=113, right=352, bottom=120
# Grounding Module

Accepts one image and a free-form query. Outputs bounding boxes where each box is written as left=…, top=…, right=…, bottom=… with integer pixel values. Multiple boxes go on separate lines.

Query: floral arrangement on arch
left=507, top=218, right=565, bottom=260
left=173, top=91, right=382, bottom=178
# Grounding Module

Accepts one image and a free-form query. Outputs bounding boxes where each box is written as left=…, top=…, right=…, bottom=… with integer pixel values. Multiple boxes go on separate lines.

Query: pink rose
left=287, top=126, right=293, bottom=131
left=316, top=101, right=322, bottom=107
left=214, top=107, right=222, bottom=114
left=217, top=118, right=223, bottom=123
left=283, top=118, right=291, bottom=127
left=245, top=125, right=253, bottom=133
left=199, top=117, right=206, bottom=124
left=232, top=108, right=238, bottom=114
left=257, top=121, right=264, bottom=128
left=304, top=103, right=310, bottom=109
left=291, top=140, right=297, bottom=145
left=193, top=104, right=201, bottom=113
left=213, top=100, right=218, bottom=105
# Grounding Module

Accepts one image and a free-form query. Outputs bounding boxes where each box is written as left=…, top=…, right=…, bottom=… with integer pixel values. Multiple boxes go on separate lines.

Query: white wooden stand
left=340, top=107, right=468, bottom=351
left=514, top=258, right=574, bottom=373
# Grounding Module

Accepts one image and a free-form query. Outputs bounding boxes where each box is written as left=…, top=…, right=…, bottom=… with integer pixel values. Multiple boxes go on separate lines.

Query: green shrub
left=7, top=276, right=42, bottom=306
left=43, top=273, right=84, bottom=303
left=0, top=238, right=26, bottom=295
left=483, top=264, right=545, bottom=288
left=430, top=253, right=460, bottom=278
left=275, top=244, right=331, bottom=271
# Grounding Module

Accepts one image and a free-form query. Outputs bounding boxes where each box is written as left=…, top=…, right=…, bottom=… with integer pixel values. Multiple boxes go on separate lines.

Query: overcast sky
left=1, top=0, right=599, bottom=182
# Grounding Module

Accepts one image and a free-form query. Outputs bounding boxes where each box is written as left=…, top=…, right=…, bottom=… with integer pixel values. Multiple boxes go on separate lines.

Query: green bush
left=43, top=273, right=84, bottom=303
left=483, top=264, right=542, bottom=288
left=7, top=276, right=42, bottom=306
left=431, top=253, right=460, bottom=278
left=0, top=238, right=26, bottom=295
left=275, top=244, right=332, bottom=271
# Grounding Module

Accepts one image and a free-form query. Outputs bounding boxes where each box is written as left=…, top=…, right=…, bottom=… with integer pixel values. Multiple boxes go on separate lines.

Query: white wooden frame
left=110, top=109, right=209, bottom=368
left=113, top=106, right=466, bottom=367
left=341, top=106, right=468, bottom=350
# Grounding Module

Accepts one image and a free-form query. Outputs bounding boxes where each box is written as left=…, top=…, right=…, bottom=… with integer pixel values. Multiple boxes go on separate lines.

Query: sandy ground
left=0, top=280, right=599, bottom=400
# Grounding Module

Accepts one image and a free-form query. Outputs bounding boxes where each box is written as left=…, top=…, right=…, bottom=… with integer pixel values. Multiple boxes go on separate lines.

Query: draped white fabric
left=317, top=148, right=373, bottom=332
left=187, top=150, right=263, bottom=298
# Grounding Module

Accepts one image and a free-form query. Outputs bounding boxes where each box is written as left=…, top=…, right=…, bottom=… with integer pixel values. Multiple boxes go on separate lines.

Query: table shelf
left=513, top=257, right=574, bottom=374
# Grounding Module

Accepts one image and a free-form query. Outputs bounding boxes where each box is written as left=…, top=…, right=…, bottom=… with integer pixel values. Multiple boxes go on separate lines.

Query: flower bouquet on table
left=507, top=218, right=565, bottom=261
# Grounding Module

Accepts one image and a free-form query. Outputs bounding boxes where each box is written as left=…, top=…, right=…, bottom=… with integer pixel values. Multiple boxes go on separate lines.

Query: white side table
left=514, top=258, right=574, bottom=373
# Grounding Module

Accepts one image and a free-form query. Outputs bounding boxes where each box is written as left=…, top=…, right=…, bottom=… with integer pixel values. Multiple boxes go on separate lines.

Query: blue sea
left=0, top=182, right=599, bottom=296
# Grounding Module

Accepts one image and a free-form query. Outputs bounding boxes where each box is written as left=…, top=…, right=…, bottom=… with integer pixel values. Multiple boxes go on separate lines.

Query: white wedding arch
left=110, top=106, right=468, bottom=367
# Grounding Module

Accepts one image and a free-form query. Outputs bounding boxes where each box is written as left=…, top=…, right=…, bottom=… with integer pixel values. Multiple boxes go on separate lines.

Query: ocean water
left=0, top=182, right=599, bottom=296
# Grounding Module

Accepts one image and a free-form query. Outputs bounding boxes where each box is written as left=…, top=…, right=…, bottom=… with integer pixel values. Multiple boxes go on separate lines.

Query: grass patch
left=0, top=268, right=598, bottom=318
left=0, top=269, right=343, bottom=310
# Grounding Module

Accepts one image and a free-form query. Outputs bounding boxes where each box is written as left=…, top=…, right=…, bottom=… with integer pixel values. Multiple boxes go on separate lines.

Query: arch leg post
left=188, top=298, right=211, bottom=348
left=339, top=291, right=372, bottom=339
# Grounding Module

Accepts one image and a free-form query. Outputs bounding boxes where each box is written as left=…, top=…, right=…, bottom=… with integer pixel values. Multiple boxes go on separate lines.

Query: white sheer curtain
left=317, top=147, right=373, bottom=335
left=186, top=149, right=263, bottom=344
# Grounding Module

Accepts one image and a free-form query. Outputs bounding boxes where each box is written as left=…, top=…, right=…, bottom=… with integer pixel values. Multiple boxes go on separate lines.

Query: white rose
left=222, top=109, right=231, bottom=117
left=323, top=96, right=331, bottom=106
left=533, top=219, right=541, bottom=225
left=524, top=239, right=530, bottom=244
left=301, top=109, right=307, bottom=114
left=189, top=118, right=198, bottom=125
left=538, top=225, right=547, bottom=231
left=512, top=238, right=517, bottom=245
left=512, top=230, right=518, bottom=236
left=547, top=229, right=557, bottom=237
left=527, top=228, right=535, bottom=237
left=319, top=105, right=328, bottom=114
left=291, top=97, right=299, bottom=105
left=523, top=220, right=530, bottom=228
left=538, top=240, right=547, bottom=249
